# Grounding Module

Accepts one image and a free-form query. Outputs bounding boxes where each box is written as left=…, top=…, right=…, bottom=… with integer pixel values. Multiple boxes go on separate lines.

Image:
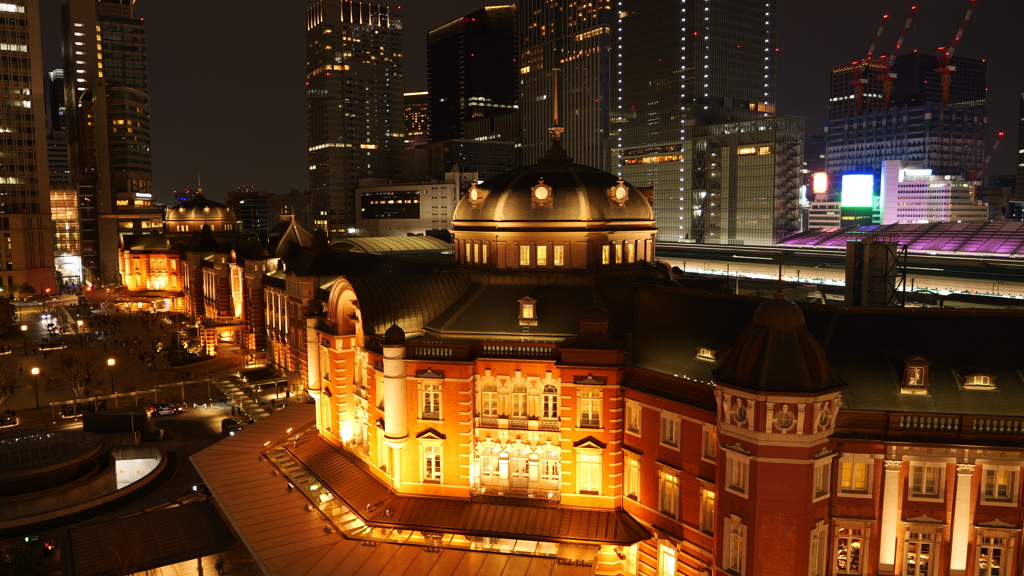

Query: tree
left=0, top=541, right=52, bottom=576
left=56, top=353, right=97, bottom=400
left=13, top=282, right=35, bottom=299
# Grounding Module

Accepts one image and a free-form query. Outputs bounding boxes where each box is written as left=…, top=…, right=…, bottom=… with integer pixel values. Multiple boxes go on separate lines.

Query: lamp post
left=30, top=367, right=39, bottom=409
left=76, top=319, right=84, bottom=349
left=107, top=358, right=116, bottom=395
left=20, top=324, right=27, bottom=354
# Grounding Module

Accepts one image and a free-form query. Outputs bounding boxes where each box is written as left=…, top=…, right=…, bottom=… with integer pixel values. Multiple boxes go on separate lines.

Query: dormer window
left=891, top=347, right=931, bottom=395
left=967, top=375, right=992, bottom=387
left=960, top=367, right=996, bottom=390
left=697, top=347, right=716, bottom=361
left=518, top=296, right=538, bottom=326
left=696, top=344, right=727, bottom=363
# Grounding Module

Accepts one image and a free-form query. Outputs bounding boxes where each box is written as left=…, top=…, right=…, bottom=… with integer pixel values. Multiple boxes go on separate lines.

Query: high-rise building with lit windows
left=519, top=0, right=612, bottom=169
left=1016, top=94, right=1024, bottom=199
left=403, top=91, right=429, bottom=150
left=307, top=0, right=404, bottom=236
left=427, top=6, right=518, bottom=143
left=61, top=0, right=160, bottom=285
left=613, top=0, right=785, bottom=245
left=0, top=0, right=56, bottom=295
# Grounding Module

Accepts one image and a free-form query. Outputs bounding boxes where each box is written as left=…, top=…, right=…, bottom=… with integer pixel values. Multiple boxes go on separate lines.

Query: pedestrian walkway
left=137, top=540, right=264, bottom=575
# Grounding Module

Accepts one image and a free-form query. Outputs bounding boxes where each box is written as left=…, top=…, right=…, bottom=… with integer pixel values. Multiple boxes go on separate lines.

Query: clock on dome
left=609, top=178, right=630, bottom=206
left=531, top=178, right=553, bottom=207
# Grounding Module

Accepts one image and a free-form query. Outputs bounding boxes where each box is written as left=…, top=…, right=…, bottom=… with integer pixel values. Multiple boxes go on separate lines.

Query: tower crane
left=973, top=131, right=1004, bottom=182
left=878, top=6, right=917, bottom=109
left=849, top=13, right=888, bottom=114
left=935, top=0, right=977, bottom=106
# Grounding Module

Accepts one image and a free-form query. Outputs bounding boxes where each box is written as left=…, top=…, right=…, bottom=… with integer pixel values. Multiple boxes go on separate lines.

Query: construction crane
left=850, top=13, right=888, bottom=114
left=973, top=131, right=1004, bottom=182
left=878, top=6, right=918, bottom=109
left=935, top=0, right=978, bottom=106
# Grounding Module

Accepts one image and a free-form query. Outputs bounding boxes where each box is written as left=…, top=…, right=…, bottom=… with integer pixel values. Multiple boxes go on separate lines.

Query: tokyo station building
left=141, top=136, right=1024, bottom=576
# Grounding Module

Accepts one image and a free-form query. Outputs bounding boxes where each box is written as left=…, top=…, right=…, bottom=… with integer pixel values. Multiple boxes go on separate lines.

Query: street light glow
left=20, top=324, right=26, bottom=331
left=30, top=367, right=38, bottom=375
left=107, top=358, right=115, bottom=367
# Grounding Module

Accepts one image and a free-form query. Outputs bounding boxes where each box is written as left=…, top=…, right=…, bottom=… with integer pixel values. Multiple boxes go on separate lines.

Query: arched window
left=481, top=384, right=498, bottom=417
left=542, top=385, right=558, bottom=419
left=511, top=384, right=527, bottom=418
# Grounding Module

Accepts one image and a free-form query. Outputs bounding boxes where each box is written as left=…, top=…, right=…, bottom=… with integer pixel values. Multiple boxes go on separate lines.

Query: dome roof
left=384, top=323, right=406, bottom=345
left=713, top=297, right=843, bottom=394
left=452, top=158, right=653, bottom=225
left=166, top=194, right=235, bottom=222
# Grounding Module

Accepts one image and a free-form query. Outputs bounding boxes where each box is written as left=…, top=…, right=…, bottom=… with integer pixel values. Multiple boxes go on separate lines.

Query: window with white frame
left=726, top=453, right=749, bottom=496
left=579, top=388, right=601, bottom=428
left=510, top=384, right=528, bottom=418
left=542, top=385, right=558, bottom=419
left=480, top=384, right=498, bottom=417
left=659, top=469, right=680, bottom=519
left=624, top=544, right=638, bottom=576
left=813, top=459, right=832, bottom=499
left=809, top=520, right=828, bottom=576
left=966, top=374, right=994, bottom=387
left=978, top=533, right=1011, bottom=576
left=909, top=463, right=944, bottom=499
left=699, top=488, right=715, bottom=534
left=626, top=399, right=642, bottom=435
left=659, top=543, right=676, bottom=576
left=539, top=447, right=560, bottom=489
left=904, top=529, right=938, bottom=576
left=577, top=451, right=602, bottom=494
left=839, top=455, right=871, bottom=495
left=660, top=412, right=680, bottom=448
left=624, top=451, right=640, bottom=500
left=982, top=467, right=1018, bottom=504
left=422, top=445, right=442, bottom=483
left=421, top=382, right=441, bottom=420
left=723, top=515, right=747, bottom=575
left=835, top=526, right=865, bottom=574
left=702, top=426, right=718, bottom=462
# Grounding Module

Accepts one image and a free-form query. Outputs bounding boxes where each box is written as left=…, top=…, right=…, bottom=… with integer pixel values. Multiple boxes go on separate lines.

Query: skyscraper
left=307, top=0, right=404, bottom=236
left=519, top=0, right=612, bottom=169
left=0, top=0, right=55, bottom=294
left=614, top=0, right=784, bottom=244
left=427, top=6, right=518, bottom=143
left=403, top=91, right=429, bottom=150
left=1017, top=94, right=1024, bottom=199
left=62, top=0, right=159, bottom=285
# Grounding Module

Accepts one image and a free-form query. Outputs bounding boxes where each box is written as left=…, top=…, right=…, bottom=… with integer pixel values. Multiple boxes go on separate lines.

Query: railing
left=407, top=345, right=454, bottom=359
left=479, top=342, right=557, bottom=359
left=471, top=484, right=560, bottom=502
left=539, top=419, right=560, bottom=432
left=509, top=418, right=530, bottom=430
left=835, top=410, right=1024, bottom=446
left=972, top=418, right=1024, bottom=435
left=898, top=415, right=960, bottom=433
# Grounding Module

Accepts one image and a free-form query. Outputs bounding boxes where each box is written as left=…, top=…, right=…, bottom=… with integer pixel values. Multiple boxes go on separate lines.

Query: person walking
left=215, top=555, right=225, bottom=575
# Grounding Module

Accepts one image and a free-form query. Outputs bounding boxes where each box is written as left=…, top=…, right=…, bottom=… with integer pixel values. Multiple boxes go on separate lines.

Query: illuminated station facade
left=196, top=134, right=1024, bottom=576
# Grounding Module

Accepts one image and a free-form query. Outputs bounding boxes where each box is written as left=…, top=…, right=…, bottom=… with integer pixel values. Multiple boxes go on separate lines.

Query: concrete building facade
left=880, top=160, right=989, bottom=225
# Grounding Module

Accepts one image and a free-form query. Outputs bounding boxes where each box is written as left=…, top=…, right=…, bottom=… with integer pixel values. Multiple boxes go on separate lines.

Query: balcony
left=471, top=484, right=560, bottom=503
left=835, top=410, right=1024, bottom=446
left=475, top=417, right=561, bottom=432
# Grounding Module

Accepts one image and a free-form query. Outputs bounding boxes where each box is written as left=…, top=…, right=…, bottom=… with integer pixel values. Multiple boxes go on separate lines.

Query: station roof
left=331, top=236, right=453, bottom=255
left=780, top=221, right=1024, bottom=257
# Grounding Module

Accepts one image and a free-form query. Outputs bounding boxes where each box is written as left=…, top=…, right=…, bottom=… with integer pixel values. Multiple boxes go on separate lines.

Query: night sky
left=39, top=0, right=1024, bottom=204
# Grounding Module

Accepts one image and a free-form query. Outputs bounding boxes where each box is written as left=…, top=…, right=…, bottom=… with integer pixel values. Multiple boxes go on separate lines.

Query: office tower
left=225, top=187, right=273, bottom=233
left=828, top=54, right=987, bottom=121
left=0, top=0, right=56, bottom=294
left=47, top=134, right=71, bottom=189
left=62, top=0, right=159, bottom=285
left=1017, top=94, right=1024, bottom=199
left=46, top=69, right=66, bottom=132
left=519, top=0, right=612, bottom=169
left=427, top=6, right=518, bottom=143
left=404, top=91, right=429, bottom=149
left=879, top=160, right=988, bottom=225
left=307, top=0, right=404, bottom=236
left=51, top=189, right=81, bottom=284
left=615, top=0, right=783, bottom=244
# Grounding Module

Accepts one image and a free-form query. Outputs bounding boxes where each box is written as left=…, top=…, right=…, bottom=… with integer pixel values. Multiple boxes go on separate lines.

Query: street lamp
left=20, top=324, right=27, bottom=354
left=76, top=319, right=84, bottom=349
left=30, top=367, right=39, bottom=409
left=107, top=358, right=116, bottom=395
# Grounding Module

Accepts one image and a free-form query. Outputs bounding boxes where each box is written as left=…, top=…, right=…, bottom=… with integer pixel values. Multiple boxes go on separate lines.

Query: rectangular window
left=983, top=468, right=1017, bottom=503
left=659, top=544, right=676, bottom=576
left=601, top=245, right=610, bottom=265
left=519, top=245, right=531, bottom=266
left=904, top=531, right=936, bottom=576
left=579, top=389, right=601, bottom=428
left=699, top=489, right=715, bottom=534
left=659, top=471, right=679, bottom=518
left=423, top=446, right=441, bottom=483
left=626, top=400, right=641, bottom=435
left=835, top=527, right=864, bottom=574
left=625, top=452, right=640, bottom=500
left=536, top=245, right=547, bottom=266
left=660, top=413, right=679, bottom=448
left=727, top=455, right=748, bottom=495
left=840, top=462, right=868, bottom=493
left=814, top=461, right=831, bottom=499
left=703, top=427, right=718, bottom=461
left=553, top=245, right=564, bottom=266
left=578, top=453, right=601, bottom=494
left=728, top=523, right=746, bottom=574
left=979, top=536, right=1007, bottom=576
left=615, top=243, right=623, bottom=264
left=481, top=242, right=488, bottom=264
left=421, top=383, right=441, bottom=420
left=626, top=242, right=635, bottom=263
left=473, top=242, right=479, bottom=264
left=810, top=529, right=822, bottom=576
left=910, top=465, right=943, bottom=498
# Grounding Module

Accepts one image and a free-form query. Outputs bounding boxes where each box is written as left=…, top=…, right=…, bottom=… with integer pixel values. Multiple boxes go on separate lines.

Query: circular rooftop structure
left=166, top=193, right=237, bottom=234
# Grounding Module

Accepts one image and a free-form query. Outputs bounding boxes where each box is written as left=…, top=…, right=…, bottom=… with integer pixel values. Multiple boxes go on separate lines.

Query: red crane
left=878, top=6, right=918, bottom=109
left=850, top=13, right=888, bottom=114
left=935, top=0, right=978, bottom=106
left=972, top=131, right=1004, bottom=182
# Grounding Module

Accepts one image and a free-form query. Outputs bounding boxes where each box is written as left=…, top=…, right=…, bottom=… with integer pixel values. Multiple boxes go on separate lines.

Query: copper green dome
left=452, top=159, right=654, bottom=225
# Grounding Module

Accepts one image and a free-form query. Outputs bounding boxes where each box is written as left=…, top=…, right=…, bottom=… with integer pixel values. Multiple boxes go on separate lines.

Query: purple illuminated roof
left=780, top=222, right=1024, bottom=257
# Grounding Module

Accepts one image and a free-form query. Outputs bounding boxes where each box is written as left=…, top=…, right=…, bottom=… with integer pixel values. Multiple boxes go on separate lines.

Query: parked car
left=0, top=345, right=12, bottom=355
left=150, top=403, right=183, bottom=416
left=38, top=340, right=68, bottom=351
left=221, top=418, right=242, bottom=434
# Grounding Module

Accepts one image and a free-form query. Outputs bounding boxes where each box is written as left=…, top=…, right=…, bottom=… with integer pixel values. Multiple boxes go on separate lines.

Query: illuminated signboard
left=738, top=146, right=773, bottom=156
left=841, top=174, right=874, bottom=207
left=812, top=172, right=828, bottom=194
